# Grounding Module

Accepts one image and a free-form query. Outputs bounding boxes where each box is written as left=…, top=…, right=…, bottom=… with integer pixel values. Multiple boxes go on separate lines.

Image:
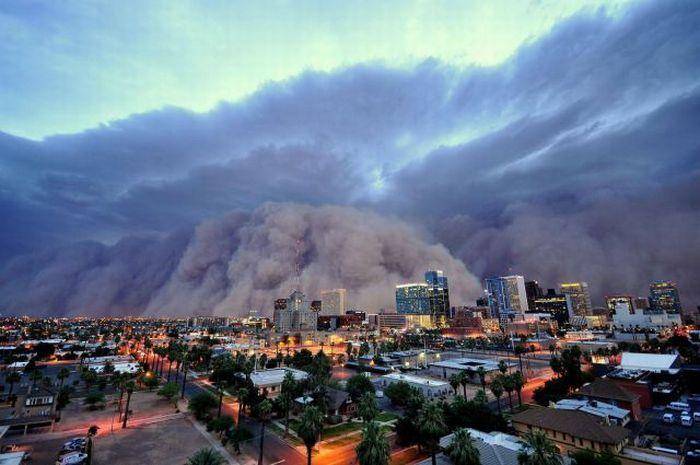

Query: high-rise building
left=320, top=289, right=347, bottom=316
left=533, top=289, right=571, bottom=325
left=425, top=270, right=450, bottom=324
left=484, top=275, right=529, bottom=323
left=560, top=282, right=592, bottom=317
left=395, top=283, right=430, bottom=314
left=606, top=295, right=634, bottom=315
left=525, top=281, right=543, bottom=311
left=648, top=281, right=682, bottom=314
left=633, top=297, right=649, bottom=312
left=273, top=290, right=318, bottom=333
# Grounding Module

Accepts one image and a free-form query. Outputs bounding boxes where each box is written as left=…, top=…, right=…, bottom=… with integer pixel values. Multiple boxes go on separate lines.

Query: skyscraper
left=648, top=281, right=682, bottom=314
left=533, top=288, right=571, bottom=325
left=484, top=275, right=529, bottom=323
left=273, top=290, right=318, bottom=333
left=560, top=282, right=592, bottom=317
left=525, top=280, right=543, bottom=311
left=425, top=269, right=450, bottom=323
left=395, top=283, right=430, bottom=314
left=320, top=289, right=347, bottom=316
left=606, top=295, right=634, bottom=315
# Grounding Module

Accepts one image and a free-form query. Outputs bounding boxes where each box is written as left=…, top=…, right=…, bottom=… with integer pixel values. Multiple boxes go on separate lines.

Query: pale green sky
left=0, top=0, right=630, bottom=139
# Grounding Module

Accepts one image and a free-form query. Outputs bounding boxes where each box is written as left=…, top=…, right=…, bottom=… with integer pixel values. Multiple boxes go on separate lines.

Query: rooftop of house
left=429, top=357, right=514, bottom=372
left=381, top=372, right=449, bottom=388
left=554, top=398, right=630, bottom=421
left=511, top=405, right=630, bottom=445
left=577, top=378, right=640, bottom=403
left=248, top=368, right=308, bottom=387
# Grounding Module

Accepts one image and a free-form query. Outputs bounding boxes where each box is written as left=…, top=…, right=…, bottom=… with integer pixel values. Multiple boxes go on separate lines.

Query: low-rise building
left=246, top=368, right=308, bottom=398
left=417, top=429, right=527, bottom=465
left=576, top=379, right=643, bottom=420
left=427, top=357, right=514, bottom=383
left=0, top=385, right=57, bottom=434
left=554, top=398, right=631, bottom=426
left=378, top=372, right=450, bottom=398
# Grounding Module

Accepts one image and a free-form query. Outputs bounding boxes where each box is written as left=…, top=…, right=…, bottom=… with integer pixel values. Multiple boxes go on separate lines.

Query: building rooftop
left=577, top=379, right=640, bottom=403
left=511, top=405, right=629, bottom=445
left=429, top=357, right=513, bottom=372
left=248, top=368, right=308, bottom=387
left=620, top=352, right=680, bottom=374
left=554, top=398, right=630, bottom=421
left=381, top=372, right=449, bottom=388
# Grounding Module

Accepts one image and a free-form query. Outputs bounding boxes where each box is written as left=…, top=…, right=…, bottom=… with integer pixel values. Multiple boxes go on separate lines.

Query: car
left=59, top=443, right=86, bottom=455
left=55, top=452, right=88, bottom=465
left=669, top=401, right=691, bottom=411
left=663, top=413, right=675, bottom=424
left=682, top=415, right=694, bottom=427
left=62, top=438, right=86, bottom=448
left=693, top=412, right=700, bottom=421
left=375, top=390, right=384, bottom=398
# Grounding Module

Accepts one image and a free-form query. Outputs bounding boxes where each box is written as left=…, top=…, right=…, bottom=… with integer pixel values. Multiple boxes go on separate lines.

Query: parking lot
left=642, top=402, right=700, bottom=442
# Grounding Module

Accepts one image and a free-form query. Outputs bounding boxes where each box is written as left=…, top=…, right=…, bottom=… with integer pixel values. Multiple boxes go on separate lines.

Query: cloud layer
left=0, top=0, right=699, bottom=315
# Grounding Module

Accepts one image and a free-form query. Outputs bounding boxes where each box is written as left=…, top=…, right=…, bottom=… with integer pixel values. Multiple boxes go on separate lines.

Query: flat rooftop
left=249, top=368, right=308, bottom=387
left=381, top=372, right=449, bottom=387
left=429, top=357, right=514, bottom=372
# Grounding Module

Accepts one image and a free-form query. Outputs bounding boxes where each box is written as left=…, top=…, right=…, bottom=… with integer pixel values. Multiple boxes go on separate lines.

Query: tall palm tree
left=459, top=371, right=468, bottom=397
left=298, top=405, right=324, bottom=465
left=418, top=401, right=446, bottom=465
left=236, top=387, right=248, bottom=425
left=358, top=392, right=379, bottom=422
left=449, top=374, right=461, bottom=396
left=518, top=431, right=562, bottom=465
left=490, top=378, right=504, bottom=415
left=256, top=399, right=273, bottom=465
left=476, top=367, right=487, bottom=391
left=121, top=380, right=135, bottom=428
left=187, top=447, right=225, bottom=465
left=217, top=381, right=227, bottom=418
left=356, top=420, right=390, bottom=465
left=514, top=345, right=526, bottom=374
left=447, top=428, right=480, bottom=465
left=512, top=372, right=525, bottom=407
left=501, top=375, right=515, bottom=412
left=57, top=368, right=70, bottom=388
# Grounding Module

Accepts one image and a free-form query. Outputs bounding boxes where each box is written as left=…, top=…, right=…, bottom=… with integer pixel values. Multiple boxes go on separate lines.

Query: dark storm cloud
left=0, top=0, right=699, bottom=315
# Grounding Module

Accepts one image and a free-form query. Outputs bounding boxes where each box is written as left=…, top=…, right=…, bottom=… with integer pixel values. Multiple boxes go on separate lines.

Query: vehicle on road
left=682, top=414, right=694, bottom=427
left=55, top=451, right=88, bottom=465
left=663, top=413, right=675, bottom=424
left=669, top=401, right=691, bottom=411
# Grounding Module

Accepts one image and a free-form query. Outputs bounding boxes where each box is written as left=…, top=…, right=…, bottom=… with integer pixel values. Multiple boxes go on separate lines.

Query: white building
left=247, top=368, right=309, bottom=397
left=612, top=301, right=681, bottom=330
left=320, top=289, right=347, bottom=316
left=428, top=357, right=514, bottom=382
left=554, top=398, right=631, bottom=426
left=378, top=372, right=450, bottom=398
left=619, top=352, right=681, bottom=374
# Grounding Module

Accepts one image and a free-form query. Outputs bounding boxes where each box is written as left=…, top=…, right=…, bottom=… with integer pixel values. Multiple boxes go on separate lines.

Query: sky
left=0, top=0, right=699, bottom=317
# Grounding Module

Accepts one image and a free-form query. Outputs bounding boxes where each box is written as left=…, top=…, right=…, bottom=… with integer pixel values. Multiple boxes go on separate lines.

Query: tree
left=514, top=345, right=526, bottom=374
left=209, top=415, right=235, bottom=438
left=449, top=374, right=461, bottom=395
left=5, top=371, right=20, bottom=398
left=418, top=401, right=446, bottom=465
left=501, top=375, right=515, bottom=412
left=476, top=367, right=487, bottom=391
left=518, top=431, right=562, bottom=465
left=56, top=386, right=72, bottom=411
left=255, top=399, right=273, bottom=465
left=498, top=360, right=508, bottom=374
left=490, top=377, right=504, bottom=415
left=217, top=381, right=228, bottom=418
left=512, top=372, right=525, bottom=407
left=384, top=380, right=415, bottom=406
left=447, top=428, right=480, bottom=465
left=356, top=420, right=390, bottom=465
left=122, top=381, right=135, bottom=428
left=358, top=392, right=379, bottom=422
left=278, top=392, right=293, bottom=435
left=571, top=449, right=621, bottom=465
left=157, top=381, right=179, bottom=401
left=141, top=372, right=159, bottom=390
left=346, top=374, right=375, bottom=401
left=57, top=367, right=70, bottom=388
left=473, top=389, right=488, bottom=405
left=84, top=390, right=106, bottom=410
left=298, top=406, right=324, bottom=465
left=189, top=391, right=218, bottom=420
left=30, top=369, right=43, bottom=387
left=235, top=387, right=248, bottom=425
left=459, top=371, right=469, bottom=397
left=187, top=447, right=225, bottom=465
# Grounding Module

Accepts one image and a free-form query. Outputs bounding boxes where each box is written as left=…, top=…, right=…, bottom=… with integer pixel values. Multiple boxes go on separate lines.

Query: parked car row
left=662, top=410, right=700, bottom=427
left=55, top=437, right=88, bottom=465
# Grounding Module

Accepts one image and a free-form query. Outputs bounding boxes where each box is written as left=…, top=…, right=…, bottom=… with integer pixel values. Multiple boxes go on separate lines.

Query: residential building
left=576, top=379, right=642, bottom=420
left=0, top=385, right=57, bottom=434
left=554, top=398, right=631, bottom=426
left=485, top=275, right=529, bottom=323
left=378, top=372, right=450, bottom=398
left=320, top=289, right=347, bottom=316
left=511, top=405, right=629, bottom=454
left=246, top=368, right=308, bottom=398
left=560, top=282, right=592, bottom=317
left=417, top=429, right=528, bottom=465
left=428, top=357, right=514, bottom=383
left=648, top=281, right=681, bottom=314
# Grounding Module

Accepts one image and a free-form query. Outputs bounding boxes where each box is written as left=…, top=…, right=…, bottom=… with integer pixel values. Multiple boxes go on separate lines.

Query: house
left=246, top=368, right=308, bottom=398
left=576, top=379, right=643, bottom=420
left=511, top=405, right=629, bottom=454
left=378, top=373, right=451, bottom=398
left=0, top=385, right=57, bottom=434
left=325, top=388, right=357, bottom=417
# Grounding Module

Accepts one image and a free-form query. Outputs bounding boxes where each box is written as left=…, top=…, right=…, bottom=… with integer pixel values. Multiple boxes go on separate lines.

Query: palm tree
left=446, top=428, right=480, bottom=465
left=121, top=380, right=135, bottom=428
left=235, top=387, right=248, bottom=425
left=459, top=371, right=468, bottom=397
left=256, top=399, right=273, bottom=465
left=57, top=368, right=70, bottom=388
left=187, top=447, right=225, bottom=465
left=514, top=345, right=526, bottom=374
left=501, top=374, right=515, bottom=412
left=518, top=431, right=562, bottom=465
left=476, top=367, right=487, bottom=391
left=358, top=391, right=379, bottom=422
left=5, top=371, right=21, bottom=399
left=512, top=371, right=525, bottom=407
left=490, top=377, right=504, bottom=415
left=449, top=374, right=461, bottom=395
left=217, top=381, right=227, bottom=418
left=356, top=420, right=390, bottom=465
left=418, top=401, right=446, bottom=465
left=298, top=405, right=324, bottom=465
left=498, top=360, right=508, bottom=374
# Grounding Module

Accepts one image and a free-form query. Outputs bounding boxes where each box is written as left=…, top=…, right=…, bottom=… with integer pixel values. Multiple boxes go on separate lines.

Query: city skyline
left=1, top=0, right=699, bottom=317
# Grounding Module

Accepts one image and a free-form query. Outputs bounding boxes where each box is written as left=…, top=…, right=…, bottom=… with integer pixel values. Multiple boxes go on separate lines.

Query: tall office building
left=485, top=275, right=529, bottom=323
left=320, top=289, right=347, bottom=316
left=560, top=282, right=592, bottom=317
left=533, top=289, right=571, bottom=325
left=425, top=270, right=450, bottom=322
left=395, top=283, right=430, bottom=314
left=649, top=281, right=682, bottom=314
left=525, top=281, right=543, bottom=311
left=273, top=290, right=318, bottom=333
